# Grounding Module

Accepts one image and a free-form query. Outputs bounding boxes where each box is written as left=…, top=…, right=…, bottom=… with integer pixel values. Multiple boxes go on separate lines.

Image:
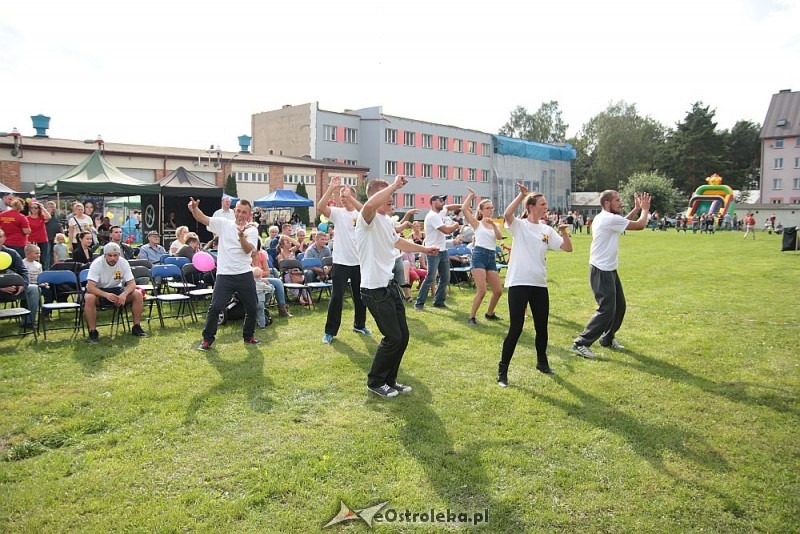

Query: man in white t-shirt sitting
left=572, top=190, right=650, bottom=359
left=414, top=195, right=459, bottom=310
left=84, top=242, right=148, bottom=343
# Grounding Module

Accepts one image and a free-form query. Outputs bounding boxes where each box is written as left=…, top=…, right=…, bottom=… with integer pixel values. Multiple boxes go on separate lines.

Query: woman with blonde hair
left=169, top=226, right=189, bottom=255
left=67, top=202, right=95, bottom=251
left=462, top=187, right=503, bottom=326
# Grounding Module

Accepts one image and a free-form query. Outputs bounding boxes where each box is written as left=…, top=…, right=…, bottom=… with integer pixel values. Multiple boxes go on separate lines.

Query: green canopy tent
left=106, top=195, right=141, bottom=209
left=35, top=150, right=161, bottom=195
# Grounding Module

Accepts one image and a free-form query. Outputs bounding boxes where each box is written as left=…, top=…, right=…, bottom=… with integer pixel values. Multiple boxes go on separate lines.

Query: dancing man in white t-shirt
left=414, top=194, right=459, bottom=310
left=356, top=176, right=439, bottom=398
left=572, top=190, right=650, bottom=359
left=189, top=197, right=260, bottom=350
left=318, top=176, right=369, bottom=344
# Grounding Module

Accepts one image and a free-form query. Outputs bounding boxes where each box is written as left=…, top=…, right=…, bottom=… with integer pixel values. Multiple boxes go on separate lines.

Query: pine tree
left=224, top=174, right=237, bottom=197
left=294, top=182, right=310, bottom=226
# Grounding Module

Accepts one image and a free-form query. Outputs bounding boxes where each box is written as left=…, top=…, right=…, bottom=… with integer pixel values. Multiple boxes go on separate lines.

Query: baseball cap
left=103, top=242, right=121, bottom=255
left=430, top=195, right=447, bottom=203
left=147, top=231, right=160, bottom=237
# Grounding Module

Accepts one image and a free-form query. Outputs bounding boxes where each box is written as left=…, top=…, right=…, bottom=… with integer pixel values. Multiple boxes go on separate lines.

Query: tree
left=294, top=181, right=310, bottom=226
left=720, top=120, right=761, bottom=191
left=224, top=174, right=237, bottom=197
left=619, top=171, right=684, bottom=215
left=662, top=102, right=725, bottom=194
left=573, top=101, right=666, bottom=192
left=499, top=101, right=568, bottom=144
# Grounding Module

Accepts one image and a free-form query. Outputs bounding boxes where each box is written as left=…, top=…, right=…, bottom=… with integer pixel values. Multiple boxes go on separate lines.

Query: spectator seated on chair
left=137, top=231, right=167, bottom=263
left=0, top=229, right=40, bottom=328
left=83, top=243, right=148, bottom=343
left=103, top=225, right=137, bottom=260
left=302, top=231, right=332, bottom=283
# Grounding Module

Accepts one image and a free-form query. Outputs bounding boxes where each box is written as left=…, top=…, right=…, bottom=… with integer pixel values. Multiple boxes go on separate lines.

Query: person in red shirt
left=26, top=200, right=52, bottom=271
left=0, top=198, right=31, bottom=256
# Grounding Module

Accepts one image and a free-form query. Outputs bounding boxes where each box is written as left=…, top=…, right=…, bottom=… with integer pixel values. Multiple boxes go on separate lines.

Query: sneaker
left=389, top=382, right=412, bottom=393
left=572, top=343, right=597, bottom=360
left=244, top=337, right=261, bottom=345
left=352, top=326, right=372, bottom=336
left=432, top=302, right=448, bottom=309
left=88, top=329, right=99, bottom=344
left=601, top=338, right=626, bottom=350
left=414, top=304, right=424, bottom=311
left=131, top=324, right=148, bottom=337
left=368, top=384, right=399, bottom=398
left=497, top=372, right=509, bottom=387
left=322, top=333, right=334, bottom=344
left=484, top=313, right=502, bottom=321
left=468, top=318, right=478, bottom=326
left=198, top=340, right=213, bottom=351
left=536, top=364, right=555, bottom=375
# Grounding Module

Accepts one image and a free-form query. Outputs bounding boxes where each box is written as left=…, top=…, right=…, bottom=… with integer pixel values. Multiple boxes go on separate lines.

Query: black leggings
left=501, top=285, right=549, bottom=365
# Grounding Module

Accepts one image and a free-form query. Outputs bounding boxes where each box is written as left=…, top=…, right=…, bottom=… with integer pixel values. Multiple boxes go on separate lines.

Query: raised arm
left=462, top=188, right=479, bottom=229
left=188, top=197, right=210, bottom=227
left=340, top=183, right=363, bottom=212
left=362, top=175, right=407, bottom=224
left=504, top=183, right=528, bottom=226
left=317, top=176, right=342, bottom=219
left=625, top=192, right=651, bottom=231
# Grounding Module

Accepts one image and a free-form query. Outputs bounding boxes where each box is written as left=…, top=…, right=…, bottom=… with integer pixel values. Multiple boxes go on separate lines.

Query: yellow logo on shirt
left=114, top=271, right=122, bottom=281
left=542, top=234, right=549, bottom=244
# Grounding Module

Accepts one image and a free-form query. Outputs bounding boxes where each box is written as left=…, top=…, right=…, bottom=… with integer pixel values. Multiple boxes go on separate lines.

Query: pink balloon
left=192, top=251, right=216, bottom=272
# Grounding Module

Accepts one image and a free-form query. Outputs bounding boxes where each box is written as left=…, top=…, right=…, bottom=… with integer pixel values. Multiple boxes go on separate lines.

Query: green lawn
left=1, top=230, right=798, bottom=532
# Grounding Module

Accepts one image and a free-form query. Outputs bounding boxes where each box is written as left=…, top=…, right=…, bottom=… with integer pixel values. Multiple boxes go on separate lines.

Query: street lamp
left=0, top=127, right=22, bottom=157
left=83, top=135, right=104, bottom=153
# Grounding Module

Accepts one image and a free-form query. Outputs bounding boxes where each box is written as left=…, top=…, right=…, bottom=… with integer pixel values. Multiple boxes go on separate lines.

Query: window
left=481, top=143, right=491, bottom=156
left=453, top=139, right=463, bottom=152
left=793, top=199, right=800, bottom=204
left=773, top=178, right=782, bottom=189
left=385, top=128, right=397, bottom=144
left=421, top=164, right=432, bottom=178
left=323, top=125, right=336, bottom=141
left=772, top=199, right=782, bottom=204
left=482, top=170, right=490, bottom=182
left=403, top=194, right=415, bottom=208
left=467, top=141, right=476, bottom=154
left=468, top=168, right=477, bottom=182
left=794, top=157, right=799, bottom=168
left=452, top=195, right=463, bottom=204
left=454, top=167, right=463, bottom=181
left=775, top=138, right=784, bottom=149
left=421, top=134, right=432, bottom=149
left=775, top=158, right=784, bottom=169
left=404, top=131, right=416, bottom=146
left=404, top=162, right=415, bottom=176
left=344, top=128, right=358, bottom=144
left=283, top=174, right=316, bottom=185
left=343, top=159, right=357, bottom=166
left=438, top=136, right=448, bottom=151
left=322, top=157, right=337, bottom=162
left=796, top=138, right=800, bottom=147
left=795, top=178, right=800, bottom=189
left=385, top=160, right=397, bottom=175
left=340, top=176, right=358, bottom=186
left=437, top=165, right=448, bottom=179
left=236, top=172, right=267, bottom=183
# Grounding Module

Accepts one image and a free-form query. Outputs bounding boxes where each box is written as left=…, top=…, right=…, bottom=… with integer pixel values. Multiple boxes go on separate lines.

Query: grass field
left=1, top=229, right=798, bottom=532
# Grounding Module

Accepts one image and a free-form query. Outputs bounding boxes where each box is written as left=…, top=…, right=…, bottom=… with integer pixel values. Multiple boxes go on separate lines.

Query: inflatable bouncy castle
left=685, top=174, right=735, bottom=218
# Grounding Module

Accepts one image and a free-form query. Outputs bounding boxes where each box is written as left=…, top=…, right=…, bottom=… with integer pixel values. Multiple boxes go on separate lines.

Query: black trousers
left=324, top=263, right=367, bottom=336
left=202, top=272, right=258, bottom=342
left=501, top=285, right=550, bottom=365
left=361, top=281, right=408, bottom=388
left=574, top=266, right=626, bottom=347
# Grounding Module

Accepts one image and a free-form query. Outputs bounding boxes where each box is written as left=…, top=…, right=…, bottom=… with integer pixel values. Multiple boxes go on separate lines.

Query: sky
left=2, top=0, right=798, bottom=152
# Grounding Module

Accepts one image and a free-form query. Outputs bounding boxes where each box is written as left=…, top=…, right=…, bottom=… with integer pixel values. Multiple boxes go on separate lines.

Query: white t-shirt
left=212, top=208, right=235, bottom=221
left=88, top=256, right=134, bottom=289
left=169, top=239, right=183, bottom=255
left=474, top=223, right=498, bottom=251
left=355, top=212, right=400, bottom=289
left=504, top=218, right=563, bottom=288
left=327, top=206, right=360, bottom=266
left=589, top=210, right=630, bottom=271
left=23, top=259, right=42, bottom=285
left=423, top=209, right=448, bottom=250
left=206, top=217, right=258, bottom=275
left=68, top=214, right=95, bottom=244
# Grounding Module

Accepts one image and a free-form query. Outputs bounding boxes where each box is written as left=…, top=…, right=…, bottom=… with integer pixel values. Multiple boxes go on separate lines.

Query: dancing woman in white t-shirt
left=462, top=187, right=503, bottom=326
left=497, top=184, right=572, bottom=387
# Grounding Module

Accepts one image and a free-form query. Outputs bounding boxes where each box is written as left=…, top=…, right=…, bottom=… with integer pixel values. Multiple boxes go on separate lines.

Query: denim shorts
left=471, top=246, right=498, bottom=271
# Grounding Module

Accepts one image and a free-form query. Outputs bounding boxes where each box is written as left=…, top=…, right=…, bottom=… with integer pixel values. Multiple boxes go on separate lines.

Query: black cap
left=430, top=195, right=446, bottom=203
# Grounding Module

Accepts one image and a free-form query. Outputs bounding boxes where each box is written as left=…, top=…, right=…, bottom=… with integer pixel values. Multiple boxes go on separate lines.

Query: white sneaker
left=389, top=382, right=412, bottom=393
left=603, top=338, right=625, bottom=350
left=572, top=343, right=597, bottom=359
left=368, top=384, right=399, bottom=398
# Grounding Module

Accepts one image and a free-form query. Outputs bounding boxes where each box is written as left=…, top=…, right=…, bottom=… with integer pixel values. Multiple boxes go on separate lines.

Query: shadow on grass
left=184, top=334, right=275, bottom=425
left=609, top=349, right=800, bottom=415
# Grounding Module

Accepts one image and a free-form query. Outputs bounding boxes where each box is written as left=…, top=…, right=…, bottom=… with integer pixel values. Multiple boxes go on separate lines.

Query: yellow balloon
left=106, top=211, right=114, bottom=219
left=320, top=214, right=329, bottom=223
left=0, top=251, right=11, bottom=271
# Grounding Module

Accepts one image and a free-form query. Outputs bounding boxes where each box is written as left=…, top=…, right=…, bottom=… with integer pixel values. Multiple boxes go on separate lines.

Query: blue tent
left=254, top=189, right=313, bottom=208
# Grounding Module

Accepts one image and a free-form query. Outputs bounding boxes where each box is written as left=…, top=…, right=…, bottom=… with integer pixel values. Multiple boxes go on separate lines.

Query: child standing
left=253, top=267, right=273, bottom=329
left=53, top=233, right=69, bottom=262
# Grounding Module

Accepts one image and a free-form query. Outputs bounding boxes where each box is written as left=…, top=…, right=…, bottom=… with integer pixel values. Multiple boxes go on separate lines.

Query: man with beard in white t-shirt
left=572, top=190, right=650, bottom=359
left=318, top=176, right=370, bottom=344
left=356, top=176, right=439, bottom=398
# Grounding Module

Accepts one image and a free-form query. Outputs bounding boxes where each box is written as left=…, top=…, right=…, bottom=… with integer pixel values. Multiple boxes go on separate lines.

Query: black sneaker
left=88, top=329, right=99, bottom=344
left=131, top=324, right=148, bottom=337
left=367, top=384, right=399, bottom=398
left=244, top=337, right=261, bottom=345
left=468, top=318, right=478, bottom=326
left=497, top=372, right=508, bottom=388
left=414, top=304, right=424, bottom=311
left=198, top=340, right=213, bottom=351
left=432, top=302, right=448, bottom=309
left=389, top=382, right=413, bottom=393
left=484, top=313, right=502, bottom=321
left=536, top=364, right=555, bottom=375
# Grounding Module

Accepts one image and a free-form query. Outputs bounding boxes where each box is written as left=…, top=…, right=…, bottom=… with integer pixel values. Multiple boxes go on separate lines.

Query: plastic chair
left=0, top=272, right=37, bottom=340
left=79, top=269, right=130, bottom=335
left=37, top=270, right=83, bottom=340
left=150, top=264, right=196, bottom=327
left=278, top=258, right=313, bottom=309
left=301, top=257, right=332, bottom=301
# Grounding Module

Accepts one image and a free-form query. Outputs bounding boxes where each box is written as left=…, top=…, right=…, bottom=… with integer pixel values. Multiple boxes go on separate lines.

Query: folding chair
left=0, top=272, right=37, bottom=340
left=495, top=246, right=508, bottom=271
left=37, top=270, right=83, bottom=340
left=150, top=264, right=196, bottom=327
left=447, top=248, right=473, bottom=288
left=182, top=263, right=214, bottom=312
left=78, top=269, right=130, bottom=335
left=163, top=257, right=194, bottom=292
left=278, top=259, right=313, bottom=309
left=128, top=259, right=153, bottom=269
left=301, top=257, right=332, bottom=302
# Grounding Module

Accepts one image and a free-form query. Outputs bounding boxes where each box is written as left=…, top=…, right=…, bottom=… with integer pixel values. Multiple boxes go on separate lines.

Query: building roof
left=760, top=89, right=800, bottom=139
left=494, top=135, right=576, bottom=162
